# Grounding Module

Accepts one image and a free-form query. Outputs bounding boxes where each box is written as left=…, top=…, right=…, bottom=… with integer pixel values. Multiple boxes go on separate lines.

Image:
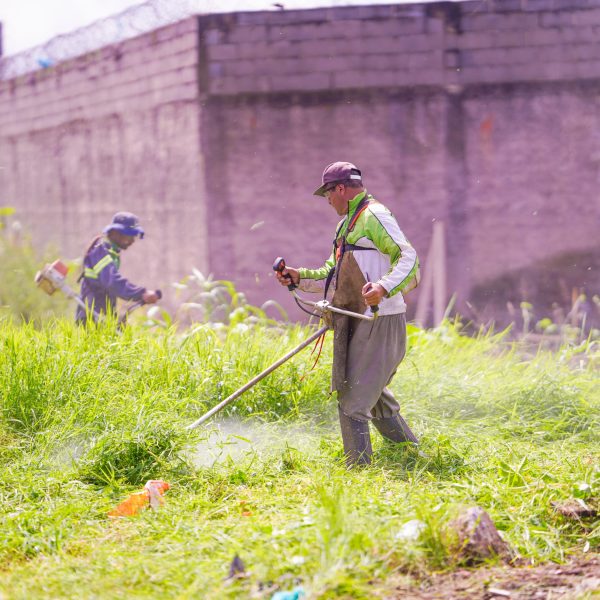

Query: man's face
left=109, top=230, right=137, bottom=250
left=325, top=184, right=348, bottom=216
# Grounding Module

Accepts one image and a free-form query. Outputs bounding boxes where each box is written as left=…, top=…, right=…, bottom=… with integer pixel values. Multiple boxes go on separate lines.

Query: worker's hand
left=362, top=282, right=386, bottom=307
left=142, top=290, right=160, bottom=304
left=276, top=266, right=300, bottom=287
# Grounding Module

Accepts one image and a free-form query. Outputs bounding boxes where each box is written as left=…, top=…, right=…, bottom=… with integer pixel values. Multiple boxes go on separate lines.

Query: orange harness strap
left=300, top=328, right=328, bottom=380
left=335, top=200, right=370, bottom=261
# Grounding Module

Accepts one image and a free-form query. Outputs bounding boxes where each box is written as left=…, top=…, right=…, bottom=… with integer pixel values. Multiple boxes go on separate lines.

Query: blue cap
left=103, top=212, right=145, bottom=238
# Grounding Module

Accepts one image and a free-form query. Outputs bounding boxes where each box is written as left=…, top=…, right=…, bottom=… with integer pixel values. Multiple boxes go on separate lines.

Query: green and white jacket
left=298, top=190, right=419, bottom=316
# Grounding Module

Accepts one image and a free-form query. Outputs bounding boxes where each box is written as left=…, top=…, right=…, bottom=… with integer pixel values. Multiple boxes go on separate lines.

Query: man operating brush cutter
left=186, top=164, right=420, bottom=468
left=275, top=162, right=421, bottom=467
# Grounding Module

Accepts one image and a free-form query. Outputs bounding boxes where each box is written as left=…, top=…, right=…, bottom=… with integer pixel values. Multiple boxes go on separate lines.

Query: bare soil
left=388, top=554, right=600, bottom=599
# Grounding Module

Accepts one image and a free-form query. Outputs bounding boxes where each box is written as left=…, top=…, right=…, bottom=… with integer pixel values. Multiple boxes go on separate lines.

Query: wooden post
left=432, top=221, right=447, bottom=326
left=414, top=220, right=447, bottom=328
left=414, top=226, right=435, bottom=327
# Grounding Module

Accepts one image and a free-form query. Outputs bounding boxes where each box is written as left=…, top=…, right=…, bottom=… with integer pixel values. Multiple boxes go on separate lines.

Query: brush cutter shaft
left=55, top=280, right=104, bottom=321
left=62, top=283, right=103, bottom=320
left=61, top=284, right=89, bottom=311
left=186, top=325, right=329, bottom=430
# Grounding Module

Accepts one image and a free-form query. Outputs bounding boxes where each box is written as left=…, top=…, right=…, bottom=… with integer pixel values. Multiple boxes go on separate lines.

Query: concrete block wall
left=198, top=0, right=600, bottom=96
left=464, top=83, right=600, bottom=280
left=0, top=17, right=208, bottom=290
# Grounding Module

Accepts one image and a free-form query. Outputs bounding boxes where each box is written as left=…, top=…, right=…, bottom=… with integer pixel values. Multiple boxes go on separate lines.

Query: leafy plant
left=167, top=268, right=287, bottom=329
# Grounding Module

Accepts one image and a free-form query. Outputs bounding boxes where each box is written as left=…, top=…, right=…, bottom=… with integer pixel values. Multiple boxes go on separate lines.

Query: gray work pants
left=335, top=313, right=407, bottom=422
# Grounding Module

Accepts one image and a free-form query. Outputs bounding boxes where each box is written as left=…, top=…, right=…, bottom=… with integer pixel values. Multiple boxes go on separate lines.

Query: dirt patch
left=388, top=554, right=600, bottom=599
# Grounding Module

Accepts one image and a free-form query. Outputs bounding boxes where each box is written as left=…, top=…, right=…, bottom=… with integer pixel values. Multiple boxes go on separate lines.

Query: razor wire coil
left=0, top=0, right=204, bottom=80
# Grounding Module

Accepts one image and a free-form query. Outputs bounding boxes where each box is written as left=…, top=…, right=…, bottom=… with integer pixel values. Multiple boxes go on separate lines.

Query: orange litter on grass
left=108, top=480, right=171, bottom=517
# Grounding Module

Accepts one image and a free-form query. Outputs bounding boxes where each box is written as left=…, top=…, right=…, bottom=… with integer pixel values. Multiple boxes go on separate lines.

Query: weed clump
left=77, top=422, right=191, bottom=486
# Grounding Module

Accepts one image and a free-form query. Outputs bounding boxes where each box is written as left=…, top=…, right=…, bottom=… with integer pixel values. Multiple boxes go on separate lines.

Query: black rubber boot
left=372, top=413, right=419, bottom=444
left=338, top=405, right=373, bottom=467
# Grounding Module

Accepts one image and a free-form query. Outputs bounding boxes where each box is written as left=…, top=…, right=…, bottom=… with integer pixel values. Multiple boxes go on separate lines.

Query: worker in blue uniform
left=75, top=212, right=160, bottom=324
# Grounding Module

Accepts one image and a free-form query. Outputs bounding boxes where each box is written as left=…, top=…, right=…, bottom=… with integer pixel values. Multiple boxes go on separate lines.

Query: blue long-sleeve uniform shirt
left=75, top=237, right=145, bottom=323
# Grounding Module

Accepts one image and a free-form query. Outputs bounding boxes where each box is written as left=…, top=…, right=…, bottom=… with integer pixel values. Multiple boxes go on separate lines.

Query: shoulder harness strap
left=324, top=194, right=372, bottom=299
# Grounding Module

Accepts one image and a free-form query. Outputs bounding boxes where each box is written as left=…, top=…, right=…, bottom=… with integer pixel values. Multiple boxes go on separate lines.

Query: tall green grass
left=0, top=317, right=598, bottom=598
left=0, top=230, right=71, bottom=323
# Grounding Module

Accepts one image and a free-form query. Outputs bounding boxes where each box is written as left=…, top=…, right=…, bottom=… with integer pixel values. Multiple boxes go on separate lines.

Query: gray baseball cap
left=313, top=161, right=363, bottom=197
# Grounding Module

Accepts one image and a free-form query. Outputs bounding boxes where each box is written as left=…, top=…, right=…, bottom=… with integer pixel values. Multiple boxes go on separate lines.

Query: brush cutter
left=35, top=259, right=160, bottom=323
left=186, top=257, right=377, bottom=430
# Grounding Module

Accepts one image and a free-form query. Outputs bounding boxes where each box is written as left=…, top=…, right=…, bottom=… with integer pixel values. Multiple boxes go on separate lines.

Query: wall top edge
left=197, top=0, right=600, bottom=28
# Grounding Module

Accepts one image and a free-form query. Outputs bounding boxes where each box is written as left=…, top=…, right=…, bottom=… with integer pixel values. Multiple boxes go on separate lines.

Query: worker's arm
left=99, top=263, right=146, bottom=301
left=366, top=207, right=419, bottom=298
left=294, top=250, right=336, bottom=293
left=297, top=249, right=336, bottom=282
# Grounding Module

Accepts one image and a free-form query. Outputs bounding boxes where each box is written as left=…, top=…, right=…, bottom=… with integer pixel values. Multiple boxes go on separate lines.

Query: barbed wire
left=0, top=0, right=466, bottom=80
left=0, top=0, right=205, bottom=80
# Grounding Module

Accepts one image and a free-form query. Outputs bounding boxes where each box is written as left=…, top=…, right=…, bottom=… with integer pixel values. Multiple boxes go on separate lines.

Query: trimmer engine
left=34, top=260, right=70, bottom=295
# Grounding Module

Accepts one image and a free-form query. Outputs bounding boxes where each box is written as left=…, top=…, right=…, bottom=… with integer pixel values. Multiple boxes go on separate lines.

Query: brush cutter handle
left=139, top=289, right=162, bottom=307
left=273, top=256, right=297, bottom=291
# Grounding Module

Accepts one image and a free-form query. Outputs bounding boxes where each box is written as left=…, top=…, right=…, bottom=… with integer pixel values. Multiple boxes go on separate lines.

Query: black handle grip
left=273, top=256, right=297, bottom=291
left=139, top=289, right=162, bottom=306
left=364, top=281, right=379, bottom=315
